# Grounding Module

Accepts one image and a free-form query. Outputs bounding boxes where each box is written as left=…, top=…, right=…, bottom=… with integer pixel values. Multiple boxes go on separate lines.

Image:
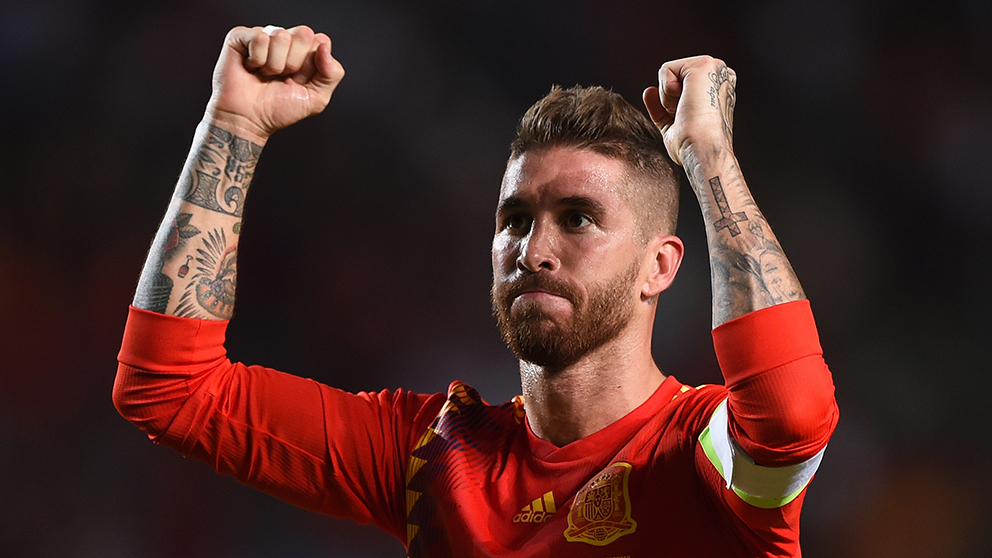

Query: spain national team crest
left=564, top=462, right=637, bottom=545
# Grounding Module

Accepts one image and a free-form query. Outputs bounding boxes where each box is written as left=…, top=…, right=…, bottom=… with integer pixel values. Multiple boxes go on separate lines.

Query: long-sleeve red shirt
left=115, top=299, right=837, bottom=557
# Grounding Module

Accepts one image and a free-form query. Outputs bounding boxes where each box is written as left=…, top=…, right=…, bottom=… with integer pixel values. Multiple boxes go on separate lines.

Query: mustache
left=497, top=273, right=580, bottom=305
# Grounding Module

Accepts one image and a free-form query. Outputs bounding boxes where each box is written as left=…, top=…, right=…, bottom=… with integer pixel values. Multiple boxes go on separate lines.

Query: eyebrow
left=496, top=195, right=607, bottom=216
left=496, top=196, right=527, bottom=215
left=558, top=196, right=606, bottom=216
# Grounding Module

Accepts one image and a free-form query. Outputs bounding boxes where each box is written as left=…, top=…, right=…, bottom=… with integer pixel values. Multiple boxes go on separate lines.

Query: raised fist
left=642, top=55, right=736, bottom=167
left=205, top=25, right=346, bottom=141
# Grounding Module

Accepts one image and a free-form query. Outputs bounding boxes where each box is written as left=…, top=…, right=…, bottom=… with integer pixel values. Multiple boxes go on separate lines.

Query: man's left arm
left=644, top=56, right=804, bottom=328
left=645, top=57, right=838, bottom=504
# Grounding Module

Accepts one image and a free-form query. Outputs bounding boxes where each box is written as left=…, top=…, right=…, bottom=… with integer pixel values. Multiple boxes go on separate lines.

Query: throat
left=519, top=356, right=664, bottom=447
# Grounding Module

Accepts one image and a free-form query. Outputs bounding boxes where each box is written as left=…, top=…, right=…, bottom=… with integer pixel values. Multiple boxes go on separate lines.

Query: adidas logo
left=512, top=491, right=557, bottom=523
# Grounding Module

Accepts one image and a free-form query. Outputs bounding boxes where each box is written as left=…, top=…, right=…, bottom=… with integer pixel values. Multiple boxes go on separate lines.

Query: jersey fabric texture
left=114, top=299, right=837, bottom=557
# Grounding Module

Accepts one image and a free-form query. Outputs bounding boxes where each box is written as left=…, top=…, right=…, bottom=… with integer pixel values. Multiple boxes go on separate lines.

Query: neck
left=519, top=327, right=664, bottom=447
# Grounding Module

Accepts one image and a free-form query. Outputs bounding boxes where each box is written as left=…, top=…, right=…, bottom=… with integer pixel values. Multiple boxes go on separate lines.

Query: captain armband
left=698, top=399, right=825, bottom=509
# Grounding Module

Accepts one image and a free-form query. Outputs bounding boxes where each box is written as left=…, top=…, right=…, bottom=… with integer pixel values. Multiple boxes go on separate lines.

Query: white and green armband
left=698, top=399, right=825, bottom=509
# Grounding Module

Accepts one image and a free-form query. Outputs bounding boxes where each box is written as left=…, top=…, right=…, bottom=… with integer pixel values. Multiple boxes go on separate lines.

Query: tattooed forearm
left=708, top=176, right=747, bottom=236
left=179, top=125, right=262, bottom=218
left=133, top=123, right=260, bottom=318
left=677, top=65, right=804, bottom=326
left=685, top=149, right=805, bottom=326
left=709, top=213, right=805, bottom=326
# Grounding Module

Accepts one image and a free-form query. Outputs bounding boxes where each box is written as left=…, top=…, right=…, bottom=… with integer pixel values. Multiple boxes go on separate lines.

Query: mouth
left=514, top=290, right=566, bottom=303
left=504, top=277, right=576, bottom=306
left=516, top=285, right=561, bottom=296
left=491, top=274, right=580, bottom=324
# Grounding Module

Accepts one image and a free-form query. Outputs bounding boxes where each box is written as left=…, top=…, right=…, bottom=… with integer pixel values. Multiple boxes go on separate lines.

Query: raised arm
left=643, top=56, right=804, bottom=328
left=116, top=28, right=433, bottom=528
left=644, top=59, right=837, bottom=514
left=133, top=25, right=344, bottom=318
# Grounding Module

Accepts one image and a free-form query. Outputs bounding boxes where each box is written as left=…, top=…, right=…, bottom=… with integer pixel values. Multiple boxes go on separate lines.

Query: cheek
left=566, top=238, right=637, bottom=287
left=560, top=236, right=611, bottom=269
left=491, top=235, right=516, bottom=274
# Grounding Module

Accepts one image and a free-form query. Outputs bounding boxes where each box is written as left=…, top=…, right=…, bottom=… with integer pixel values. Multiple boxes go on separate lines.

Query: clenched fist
left=205, top=25, right=346, bottom=142
left=642, top=55, right=736, bottom=167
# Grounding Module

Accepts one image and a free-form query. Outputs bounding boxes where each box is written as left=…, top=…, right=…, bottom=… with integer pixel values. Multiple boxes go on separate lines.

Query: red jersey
left=115, top=300, right=837, bottom=557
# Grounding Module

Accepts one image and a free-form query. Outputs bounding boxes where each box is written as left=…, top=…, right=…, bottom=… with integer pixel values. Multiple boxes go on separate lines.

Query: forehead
left=499, top=146, right=631, bottom=204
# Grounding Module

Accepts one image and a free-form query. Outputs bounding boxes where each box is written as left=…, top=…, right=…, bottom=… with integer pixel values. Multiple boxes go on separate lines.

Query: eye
left=563, top=212, right=592, bottom=229
left=503, top=213, right=530, bottom=232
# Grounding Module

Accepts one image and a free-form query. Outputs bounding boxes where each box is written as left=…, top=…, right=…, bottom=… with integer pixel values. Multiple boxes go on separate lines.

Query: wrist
left=201, top=107, right=272, bottom=146
left=679, top=140, right=736, bottom=181
left=677, top=134, right=733, bottom=168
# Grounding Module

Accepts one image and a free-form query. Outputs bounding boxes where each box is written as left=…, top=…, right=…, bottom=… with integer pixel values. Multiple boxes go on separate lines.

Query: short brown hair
left=510, top=85, right=679, bottom=238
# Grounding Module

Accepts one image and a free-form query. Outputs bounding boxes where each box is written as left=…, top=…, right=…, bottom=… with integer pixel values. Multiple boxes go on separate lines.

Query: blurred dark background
left=2, top=0, right=990, bottom=556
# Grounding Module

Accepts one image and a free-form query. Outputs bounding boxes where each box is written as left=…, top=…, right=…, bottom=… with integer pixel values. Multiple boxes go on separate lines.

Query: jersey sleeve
left=113, top=306, right=445, bottom=541
left=713, top=299, right=838, bottom=465
left=699, top=299, right=838, bottom=511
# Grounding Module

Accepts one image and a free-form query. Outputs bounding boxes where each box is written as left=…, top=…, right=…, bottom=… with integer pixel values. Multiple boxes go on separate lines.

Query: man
left=115, top=24, right=838, bottom=557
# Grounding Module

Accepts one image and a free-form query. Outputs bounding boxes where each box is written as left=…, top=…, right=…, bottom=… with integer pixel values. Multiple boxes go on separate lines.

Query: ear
left=641, top=234, right=684, bottom=300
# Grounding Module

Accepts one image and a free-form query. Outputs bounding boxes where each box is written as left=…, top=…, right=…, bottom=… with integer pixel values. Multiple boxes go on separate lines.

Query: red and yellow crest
left=564, top=462, right=637, bottom=545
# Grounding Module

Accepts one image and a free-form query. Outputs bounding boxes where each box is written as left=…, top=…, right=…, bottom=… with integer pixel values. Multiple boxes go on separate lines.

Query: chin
left=502, top=319, right=589, bottom=369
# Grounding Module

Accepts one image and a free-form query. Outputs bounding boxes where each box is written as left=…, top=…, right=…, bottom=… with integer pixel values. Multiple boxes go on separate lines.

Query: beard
left=491, top=260, right=641, bottom=369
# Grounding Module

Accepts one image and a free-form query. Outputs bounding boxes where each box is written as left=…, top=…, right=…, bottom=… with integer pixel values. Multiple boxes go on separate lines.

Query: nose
left=517, top=221, right=559, bottom=273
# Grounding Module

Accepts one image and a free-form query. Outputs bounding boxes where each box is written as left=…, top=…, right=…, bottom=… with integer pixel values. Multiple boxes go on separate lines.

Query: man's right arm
left=133, top=25, right=343, bottom=319
left=115, top=304, right=444, bottom=536
left=114, top=27, right=446, bottom=538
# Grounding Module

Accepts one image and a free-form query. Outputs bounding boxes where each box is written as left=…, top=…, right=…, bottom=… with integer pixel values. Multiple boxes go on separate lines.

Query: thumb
left=311, top=41, right=345, bottom=93
left=659, top=65, right=683, bottom=116
left=642, top=86, right=667, bottom=125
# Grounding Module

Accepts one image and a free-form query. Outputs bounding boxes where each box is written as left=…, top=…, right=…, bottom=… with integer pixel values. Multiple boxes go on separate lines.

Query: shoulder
left=664, top=381, right=730, bottom=434
left=614, top=379, right=731, bottom=462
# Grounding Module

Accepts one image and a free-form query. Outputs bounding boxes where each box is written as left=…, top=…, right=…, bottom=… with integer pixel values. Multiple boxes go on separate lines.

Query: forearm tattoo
left=175, top=228, right=237, bottom=320
left=709, top=176, right=747, bottom=236
left=132, top=266, right=173, bottom=313
left=134, top=125, right=260, bottom=317
left=133, top=212, right=202, bottom=313
left=179, top=125, right=262, bottom=218
left=702, top=173, right=805, bottom=326
left=709, top=213, right=804, bottom=325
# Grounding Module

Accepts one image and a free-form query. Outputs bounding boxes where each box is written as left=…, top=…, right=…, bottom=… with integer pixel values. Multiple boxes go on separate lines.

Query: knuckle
left=291, top=25, right=315, bottom=39
left=250, top=31, right=269, bottom=48
left=269, top=28, right=291, bottom=42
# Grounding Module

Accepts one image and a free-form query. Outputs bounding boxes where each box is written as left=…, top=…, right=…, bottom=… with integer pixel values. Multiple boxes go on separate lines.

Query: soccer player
left=115, top=24, right=838, bottom=557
